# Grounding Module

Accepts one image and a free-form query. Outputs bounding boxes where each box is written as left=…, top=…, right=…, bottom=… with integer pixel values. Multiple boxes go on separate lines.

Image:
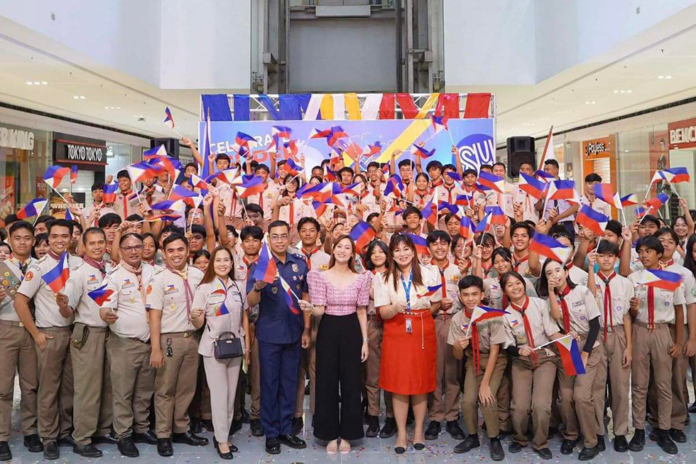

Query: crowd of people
left=1, top=142, right=695, bottom=462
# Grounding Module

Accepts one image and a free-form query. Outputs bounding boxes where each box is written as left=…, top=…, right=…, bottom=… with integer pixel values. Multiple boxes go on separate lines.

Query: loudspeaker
left=507, top=136, right=536, bottom=178
left=151, top=138, right=180, bottom=159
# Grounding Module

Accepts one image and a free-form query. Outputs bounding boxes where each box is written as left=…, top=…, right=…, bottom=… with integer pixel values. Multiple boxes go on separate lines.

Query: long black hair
left=365, top=240, right=389, bottom=273
left=537, top=259, right=576, bottom=298
left=388, top=233, right=424, bottom=291
left=683, top=235, right=696, bottom=276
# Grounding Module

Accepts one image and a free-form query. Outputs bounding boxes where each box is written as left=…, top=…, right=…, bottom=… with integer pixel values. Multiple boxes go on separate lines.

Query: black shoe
left=508, top=441, right=525, bottom=454
left=202, top=419, right=214, bottom=432
left=43, top=441, right=59, bottom=460
left=365, top=415, right=380, bottom=438
left=613, top=435, right=628, bottom=452
left=173, top=431, right=209, bottom=446
left=534, top=447, right=552, bottom=460
left=23, top=434, right=43, bottom=452
left=689, top=402, right=696, bottom=414
left=57, top=435, right=75, bottom=447
left=648, top=429, right=658, bottom=441
left=669, top=428, right=687, bottom=443
left=446, top=420, right=466, bottom=440
left=117, top=437, right=139, bottom=458
left=157, top=438, right=174, bottom=457
left=132, top=430, right=158, bottom=445
left=279, top=434, right=306, bottom=449
left=92, top=432, right=118, bottom=445
left=597, top=435, right=605, bottom=451
left=230, top=419, right=242, bottom=436
left=453, top=434, right=480, bottom=454
left=560, top=438, right=575, bottom=455
left=379, top=418, right=397, bottom=439
left=73, top=444, right=103, bottom=458
left=414, top=442, right=426, bottom=451
left=578, top=446, right=599, bottom=461
left=190, top=418, right=203, bottom=434
left=265, top=437, right=280, bottom=454
left=250, top=419, right=263, bottom=437
left=424, top=421, right=441, bottom=440
left=291, top=417, right=303, bottom=436
left=685, top=414, right=691, bottom=426
left=628, top=429, right=645, bottom=452
left=490, top=438, right=505, bottom=461
left=241, top=409, right=250, bottom=424
left=657, top=430, right=678, bottom=455
left=0, top=442, right=11, bottom=462
left=394, top=445, right=406, bottom=454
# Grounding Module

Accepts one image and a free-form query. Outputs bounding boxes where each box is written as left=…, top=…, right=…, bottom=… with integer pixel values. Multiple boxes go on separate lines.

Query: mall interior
left=2, top=1, right=696, bottom=463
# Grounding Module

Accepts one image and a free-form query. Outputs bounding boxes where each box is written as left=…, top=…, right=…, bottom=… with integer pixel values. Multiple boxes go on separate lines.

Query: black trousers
left=314, top=313, right=365, bottom=441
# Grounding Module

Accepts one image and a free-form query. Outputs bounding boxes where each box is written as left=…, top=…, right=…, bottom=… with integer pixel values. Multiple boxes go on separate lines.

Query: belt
left=163, top=331, right=198, bottom=339
left=634, top=320, right=669, bottom=330
left=435, top=312, right=454, bottom=321
left=38, top=326, right=73, bottom=332
left=74, top=322, right=109, bottom=333
left=0, top=320, right=24, bottom=328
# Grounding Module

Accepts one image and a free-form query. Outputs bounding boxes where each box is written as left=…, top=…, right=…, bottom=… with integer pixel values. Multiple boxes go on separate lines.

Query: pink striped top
left=307, top=269, right=371, bottom=316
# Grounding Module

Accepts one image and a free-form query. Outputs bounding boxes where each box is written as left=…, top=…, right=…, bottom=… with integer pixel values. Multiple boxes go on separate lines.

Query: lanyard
left=400, top=271, right=413, bottom=312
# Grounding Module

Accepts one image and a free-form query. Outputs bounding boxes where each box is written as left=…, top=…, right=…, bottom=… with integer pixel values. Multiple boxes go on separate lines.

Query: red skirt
left=379, top=309, right=436, bottom=395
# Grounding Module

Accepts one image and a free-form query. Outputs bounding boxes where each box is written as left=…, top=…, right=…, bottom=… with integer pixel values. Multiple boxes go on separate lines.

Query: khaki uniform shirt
left=0, top=256, right=35, bottom=321
left=484, top=276, right=537, bottom=311
left=629, top=269, right=686, bottom=325
left=65, top=261, right=114, bottom=328
left=145, top=265, right=204, bottom=334
left=503, top=297, right=560, bottom=353
left=193, top=278, right=247, bottom=357
left=554, top=285, right=601, bottom=336
left=103, top=263, right=155, bottom=342
left=592, top=273, right=633, bottom=327
left=111, top=190, right=140, bottom=220
left=447, top=308, right=507, bottom=354
left=427, top=261, right=462, bottom=314
left=246, top=182, right=279, bottom=219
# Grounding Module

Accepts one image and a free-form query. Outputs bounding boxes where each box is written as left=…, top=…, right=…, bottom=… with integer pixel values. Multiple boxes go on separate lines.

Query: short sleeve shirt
left=592, top=273, right=633, bottom=327
left=103, top=264, right=154, bottom=341
left=629, top=269, right=686, bottom=325
left=554, top=285, right=601, bottom=336
left=145, top=265, right=204, bottom=333
left=65, top=261, right=113, bottom=327
left=373, top=265, right=443, bottom=310
left=427, top=261, right=462, bottom=314
left=503, top=297, right=560, bottom=350
left=484, top=276, right=537, bottom=311
left=447, top=308, right=507, bottom=353
left=0, top=257, right=35, bottom=321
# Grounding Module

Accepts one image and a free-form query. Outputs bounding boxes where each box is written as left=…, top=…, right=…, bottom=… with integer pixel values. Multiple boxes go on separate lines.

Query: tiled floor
left=5, top=384, right=696, bottom=463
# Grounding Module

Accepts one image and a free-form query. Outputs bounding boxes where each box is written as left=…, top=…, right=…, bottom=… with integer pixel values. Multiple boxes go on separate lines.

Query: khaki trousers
left=203, top=356, right=242, bottom=443
left=556, top=338, right=604, bottom=448
left=154, top=333, right=200, bottom=437
left=462, top=353, right=506, bottom=438
left=188, top=358, right=212, bottom=421
left=36, top=326, right=73, bottom=442
left=249, top=335, right=261, bottom=421
left=510, top=354, right=556, bottom=450
left=108, top=334, right=155, bottom=439
left=71, top=325, right=113, bottom=446
left=365, top=318, right=393, bottom=418
left=429, top=316, right=461, bottom=422
left=594, top=326, right=630, bottom=437
left=632, top=323, right=673, bottom=430
left=0, top=321, right=38, bottom=440
left=648, top=324, right=688, bottom=430
left=496, top=356, right=512, bottom=433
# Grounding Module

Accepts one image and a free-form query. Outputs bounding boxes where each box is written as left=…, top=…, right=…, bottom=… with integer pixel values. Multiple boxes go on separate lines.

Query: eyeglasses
left=122, top=245, right=143, bottom=253
left=270, top=234, right=289, bottom=242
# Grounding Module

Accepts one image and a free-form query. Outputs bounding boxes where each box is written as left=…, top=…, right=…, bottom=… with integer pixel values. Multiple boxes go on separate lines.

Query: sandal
left=339, top=440, right=351, bottom=454
left=326, top=439, right=338, bottom=455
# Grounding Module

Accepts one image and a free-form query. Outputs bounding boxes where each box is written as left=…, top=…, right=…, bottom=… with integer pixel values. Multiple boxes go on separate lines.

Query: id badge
left=405, top=318, right=413, bottom=334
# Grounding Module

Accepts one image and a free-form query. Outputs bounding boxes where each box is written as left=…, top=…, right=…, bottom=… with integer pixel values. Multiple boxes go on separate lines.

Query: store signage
left=54, top=133, right=107, bottom=169
left=582, top=135, right=614, bottom=158
left=0, top=126, right=35, bottom=150
left=668, top=117, right=696, bottom=149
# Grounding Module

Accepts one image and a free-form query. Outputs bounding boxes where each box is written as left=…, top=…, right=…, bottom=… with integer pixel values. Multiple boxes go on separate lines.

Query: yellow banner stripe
left=320, top=94, right=334, bottom=120
left=345, top=93, right=361, bottom=121
left=415, top=93, right=440, bottom=119
left=376, top=119, right=432, bottom=163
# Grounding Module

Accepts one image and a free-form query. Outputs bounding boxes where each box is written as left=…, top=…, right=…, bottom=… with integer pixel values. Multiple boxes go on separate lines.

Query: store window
left=106, top=143, right=140, bottom=179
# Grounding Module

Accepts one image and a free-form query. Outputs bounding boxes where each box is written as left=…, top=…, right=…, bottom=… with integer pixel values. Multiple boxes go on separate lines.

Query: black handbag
left=213, top=332, right=244, bottom=360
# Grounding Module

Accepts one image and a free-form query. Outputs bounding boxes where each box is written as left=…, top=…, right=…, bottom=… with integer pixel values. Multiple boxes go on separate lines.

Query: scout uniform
left=580, top=195, right=611, bottom=221
left=512, top=254, right=537, bottom=286
left=628, top=268, right=685, bottom=434
left=64, top=259, right=114, bottom=447
left=484, top=276, right=537, bottom=311
left=591, top=271, right=633, bottom=439
left=428, top=260, right=462, bottom=425
left=504, top=297, right=559, bottom=451
left=448, top=305, right=507, bottom=438
left=246, top=182, right=279, bottom=225
left=0, top=256, right=38, bottom=443
left=295, top=248, right=330, bottom=419
left=17, top=253, right=81, bottom=444
left=553, top=285, right=603, bottom=450
left=111, top=189, right=140, bottom=220
left=513, top=189, right=539, bottom=223
left=83, top=202, right=117, bottom=227
left=145, top=265, right=204, bottom=439
left=485, top=183, right=515, bottom=218
left=103, top=263, right=156, bottom=440
left=278, top=197, right=316, bottom=246
left=365, top=271, right=393, bottom=422
left=247, top=251, right=309, bottom=439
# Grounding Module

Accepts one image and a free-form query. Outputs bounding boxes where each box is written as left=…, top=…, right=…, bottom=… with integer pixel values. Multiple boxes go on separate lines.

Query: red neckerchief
left=510, top=296, right=537, bottom=365
left=497, top=275, right=509, bottom=310
left=660, top=259, right=674, bottom=270
left=436, top=259, right=450, bottom=299
left=47, top=250, right=62, bottom=261
left=432, top=177, right=444, bottom=187
left=288, top=198, right=295, bottom=226
left=464, top=306, right=483, bottom=375
left=481, top=260, right=493, bottom=278
left=243, top=255, right=259, bottom=281
left=513, top=252, right=529, bottom=273
left=645, top=269, right=656, bottom=330
left=84, top=256, right=107, bottom=278
left=258, top=183, right=269, bottom=210
left=454, top=257, right=471, bottom=274
left=555, top=284, right=572, bottom=333
left=599, top=271, right=616, bottom=341
left=415, top=191, right=429, bottom=206
left=302, top=246, right=321, bottom=270
left=121, top=189, right=132, bottom=217
left=444, top=184, right=456, bottom=204
left=565, top=262, right=574, bottom=271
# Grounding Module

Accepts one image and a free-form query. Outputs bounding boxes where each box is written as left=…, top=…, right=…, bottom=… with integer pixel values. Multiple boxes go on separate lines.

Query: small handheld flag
left=469, top=306, right=508, bottom=325
left=349, top=221, right=376, bottom=254
left=417, top=285, right=443, bottom=299
left=164, top=107, right=175, bottom=129
left=279, top=276, right=301, bottom=315
left=412, top=145, right=436, bottom=159
left=42, top=252, right=70, bottom=293
left=576, top=205, right=609, bottom=236
left=455, top=193, right=473, bottom=207
left=253, top=242, right=278, bottom=284
left=43, top=166, right=71, bottom=189
left=646, top=192, right=670, bottom=211
left=519, top=173, right=547, bottom=200
left=530, top=233, right=572, bottom=264
left=636, top=269, right=683, bottom=291
left=445, top=171, right=462, bottom=182
left=478, top=171, right=505, bottom=194
left=592, top=184, right=622, bottom=209
left=475, top=212, right=492, bottom=233
left=484, top=206, right=506, bottom=225
left=16, top=198, right=48, bottom=220
left=555, top=336, right=586, bottom=376
left=70, top=165, right=78, bottom=184
left=88, top=284, right=114, bottom=307
left=406, top=233, right=430, bottom=256
left=620, top=193, right=638, bottom=207
left=665, top=167, right=690, bottom=183
left=546, top=180, right=577, bottom=201
left=459, top=216, right=475, bottom=240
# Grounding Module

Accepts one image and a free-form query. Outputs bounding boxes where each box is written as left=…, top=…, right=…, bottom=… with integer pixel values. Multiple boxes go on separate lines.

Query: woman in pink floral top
left=303, top=235, right=371, bottom=455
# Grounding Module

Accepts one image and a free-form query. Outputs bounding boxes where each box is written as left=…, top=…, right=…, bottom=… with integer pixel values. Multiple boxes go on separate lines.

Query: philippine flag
left=164, top=107, right=175, bottom=129
left=103, top=180, right=118, bottom=204
left=546, top=180, right=577, bottom=202
left=272, top=125, right=293, bottom=140
left=534, top=170, right=555, bottom=182
left=417, top=284, right=444, bottom=299
left=484, top=206, right=507, bottom=225
left=665, top=167, right=690, bottom=183
left=406, top=233, right=430, bottom=256
left=593, top=184, right=622, bottom=209
left=445, top=171, right=462, bottom=182
left=237, top=176, right=266, bottom=199
left=475, top=212, right=492, bottom=233
left=283, top=158, right=302, bottom=177
left=384, top=175, right=404, bottom=198
left=530, top=233, right=572, bottom=264
left=126, top=162, right=162, bottom=183
left=189, top=174, right=209, bottom=190
left=478, top=171, right=505, bottom=194
left=431, top=114, right=449, bottom=131
left=635, top=268, right=683, bottom=291
left=88, top=284, right=114, bottom=307
left=16, top=198, right=48, bottom=220
left=469, top=306, right=508, bottom=324
left=70, top=165, right=78, bottom=184
left=43, top=166, right=71, bottom=189
left=555, top=336, right=586, bottom=376
left=42, top=252, right=70, bottom=293
left=253, top=242, right=278, bottom=284
left=460, top=216, right=475, bottom=240
left=412, top=145, right=436, bottom=159
left=150, top=199, right=186, bottom=212
left=646, top=192, right=670, bottom=211
left=438, top=202, right=459, bottom=215
left=144, top=145, right=167, bottom=159
left=169, top=185, right=201, bottom=206
left=148, top=213, right=182, bottom=222
left=349, top=221, right=376, bottom=253
left=280, top=276, right=301, bottom=315
left=576, top=205, right=609, bottom=236
left=519, top=173, right=547, bottom=200
left=422, top=199, right=438, bottom=228
left=365, top=142, right=383, bottom=157
left=235, top=132, right=256, bottom=149
left=651, top=170, right=674, bottom=184
left=620, top=193, right=638, bottom=207
left=456, top=193, right=473, bottom=207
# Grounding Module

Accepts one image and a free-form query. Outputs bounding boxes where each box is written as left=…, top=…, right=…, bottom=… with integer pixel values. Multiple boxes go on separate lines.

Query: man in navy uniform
left=247, top=220, right=311, bottom=455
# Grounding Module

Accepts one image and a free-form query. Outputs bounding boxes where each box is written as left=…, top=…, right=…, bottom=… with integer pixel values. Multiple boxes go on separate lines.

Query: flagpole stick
left=533, top=334, right=572, bottom=351
left=620, top=208, right=627, bottom=227
left=48, top=184, right=72, bottom=206
left=171, top=128, right=184, bottom=139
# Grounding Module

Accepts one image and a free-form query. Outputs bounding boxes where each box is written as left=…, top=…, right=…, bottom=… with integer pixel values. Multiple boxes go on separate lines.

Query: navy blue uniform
left=247, top=252, right=309, bottom=438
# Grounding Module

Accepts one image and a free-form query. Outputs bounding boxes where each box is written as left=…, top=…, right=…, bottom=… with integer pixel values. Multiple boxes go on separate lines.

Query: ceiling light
left=80, top=96, right=86, bottom=100
left=33, top=81, right=41, bottom=85
left=26, top=81, right=33, bottom=85
left=658, top=75, right=673, bottom=80
left=73, top=96, right=79, bottom=99
left=585, top=101, right=596, bottom=105
left=613, top=90, right=618, bottom=93
left=41, top=81, right=48, bottom=85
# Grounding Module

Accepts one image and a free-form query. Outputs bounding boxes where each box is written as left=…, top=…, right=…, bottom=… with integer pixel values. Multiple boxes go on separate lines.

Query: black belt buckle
left=166, top=338, right=173, bottom=357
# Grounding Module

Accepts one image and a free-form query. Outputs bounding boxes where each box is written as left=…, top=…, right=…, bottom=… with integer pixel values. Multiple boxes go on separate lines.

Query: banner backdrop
left=201, top=118, right=494, bottom=174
